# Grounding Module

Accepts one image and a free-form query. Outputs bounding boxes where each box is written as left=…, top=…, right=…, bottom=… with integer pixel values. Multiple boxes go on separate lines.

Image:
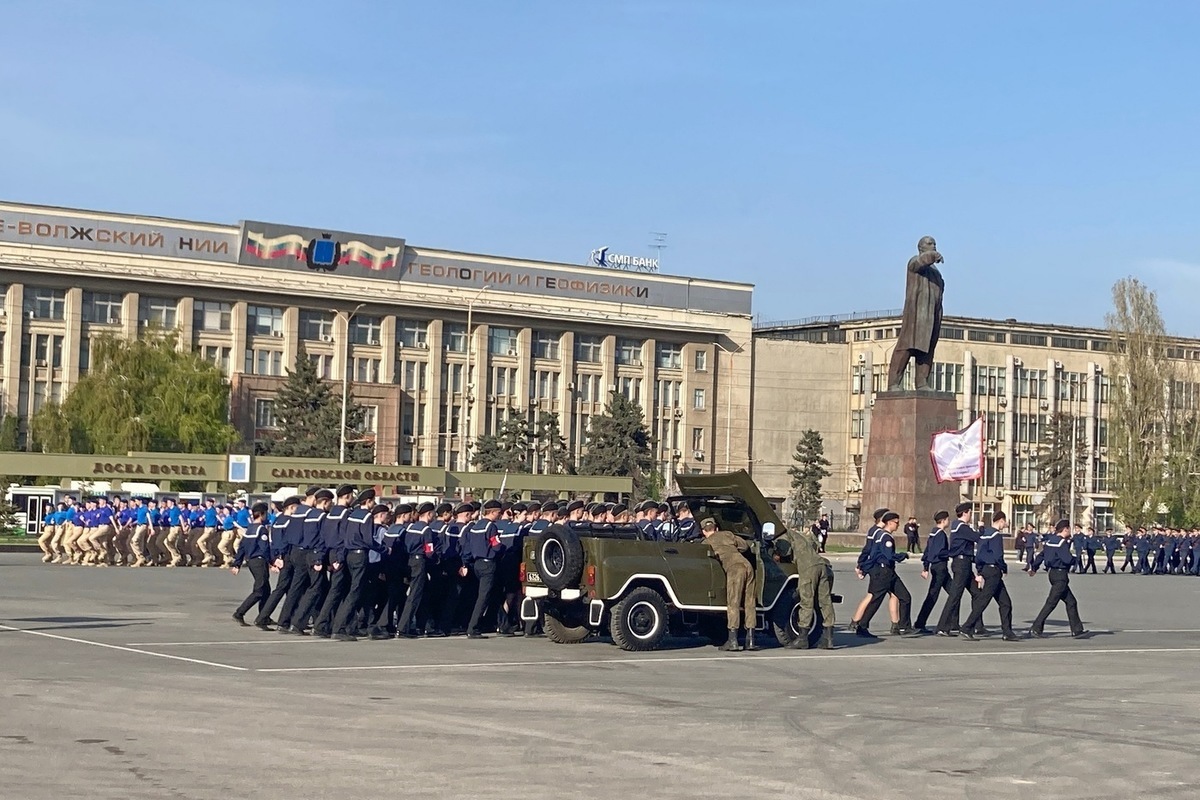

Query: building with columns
left=751, top=311, right=1200, bottom=531
left=0, top=201, right=753, bottom=481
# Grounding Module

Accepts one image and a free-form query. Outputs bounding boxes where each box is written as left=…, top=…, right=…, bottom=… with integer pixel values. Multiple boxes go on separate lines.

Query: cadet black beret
left=250, top=502, right=269, bottom=516
left=881, top=511, right=901, bottom=524
left=454, top=503, right=473, bottom=515
left=511, top=502, right=527, bottom=513
left=435, top=502, right=454, bottom=515
left=469, top=502, right=481, bottom=512
left=396, top=503, right=414, bottom=514
left=354, top=488, right=377, bottom=505
left=657, top=503, right=669, bottom=514
left=314, top=489, right=335, bottom=502
left=417, top=502, right=436, bottom=515
left=501, top=502, right=512, bottom=512
left=372, top=504, right=391, bottom=517
left=304, top=486, right=321, bottom=497
left=566, top=500, right=585, bottom=513
left=612, top=504, right=628, bottom=515
left=1054, top=518, right=1071, bottom=533
left=873, top=507, right=890, bottom=521
left=542, top=501, right=559, bottom=512
left=282, top=495, right=303, bottom=509
left=482, top=499, right=502, bottom=512
left=336, top=484, right=356, bottom=498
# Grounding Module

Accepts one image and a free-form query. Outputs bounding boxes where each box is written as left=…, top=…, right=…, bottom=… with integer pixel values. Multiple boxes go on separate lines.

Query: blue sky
left=3, top=2, right=1198, bottom=334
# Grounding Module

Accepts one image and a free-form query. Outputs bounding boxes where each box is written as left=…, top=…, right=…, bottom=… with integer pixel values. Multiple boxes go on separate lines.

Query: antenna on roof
left=649, top=232, right=667, bottom=272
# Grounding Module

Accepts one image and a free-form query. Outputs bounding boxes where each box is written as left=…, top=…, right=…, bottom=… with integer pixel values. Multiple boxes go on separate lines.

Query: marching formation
left=845, top=505, right=1090, bottom=641
left=1015, top=524, right=1200, bottom=576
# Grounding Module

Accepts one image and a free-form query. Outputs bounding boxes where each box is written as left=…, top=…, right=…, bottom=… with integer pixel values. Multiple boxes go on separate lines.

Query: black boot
left=745, top=629, right=761, bottom=652
left=719, top=629, right=741, bottom=652
left=821, top=627, right=834, bottom=650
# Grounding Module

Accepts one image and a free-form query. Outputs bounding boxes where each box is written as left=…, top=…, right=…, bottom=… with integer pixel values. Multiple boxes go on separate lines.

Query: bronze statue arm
left=908, top=251, right=943, bottom=271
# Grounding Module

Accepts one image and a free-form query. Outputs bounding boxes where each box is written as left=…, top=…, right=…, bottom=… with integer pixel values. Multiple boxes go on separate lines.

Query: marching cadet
left=1070, top=527, right=1086, bottom=574
left=164, top=498, right=187, bottom=567
left=1022, top=524, right=1039, bottom=570
left=959, top=511, right=1018, bottom=641
left=1120, top=529, right=1138, bottom=573
left=911, top=510, right=953, bottom=635
left=1083, top=527, right=1099, bottom=574
left=329, top=489, right=380, bottom=642
left=1027, top=518, right=1088, bottom=638
left=276, top=489, right=329, bottom=635
left=422, top=502, right=460, bottom=637
left=291, top=489, right=335, bottom=635
left=313, top=485, right=356, bottom=639
left=255, top=495, right=304, bottom=629
left=372, top=503, right=411, bottom=639
left=36, top=502, right=57, bottom=563
left=494, top=503, right=526, bottom=636
left=117, top=498, right=139, bottom=567
left=231, top=502, right=273, bottom=626
left=395, top=502, right=437, bottom=638
left=1136, top=529, right=1153, bottom=574
left=849, top=508, right=898, bottom=637
left=779, top=518, right=834, bottom=650
left=462, top=499, right=505, bottom=639
left=67, top=499, right=92, bottom=564
left=89, top=495, right=117, bottom=566
left=197, top=497, right=219, bottom=567
left=1102, top=529, right=1120, bottom=574
left=855, top=511, right=911, bottom=636
left=700, top=517, right=760, bottom=652
left=49, top=502, right=72, bottom=563
left=935, top=503, right=986, bottom=638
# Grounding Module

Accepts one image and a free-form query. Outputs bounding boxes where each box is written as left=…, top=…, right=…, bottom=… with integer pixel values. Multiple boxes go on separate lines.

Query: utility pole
left=339, top=302, right=367, bottom=464
left=463, top=285, right=491, bottom=471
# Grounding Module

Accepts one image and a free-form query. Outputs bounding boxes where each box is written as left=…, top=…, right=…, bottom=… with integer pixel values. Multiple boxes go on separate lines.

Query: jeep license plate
left=526, top=570, right=541, bottom=584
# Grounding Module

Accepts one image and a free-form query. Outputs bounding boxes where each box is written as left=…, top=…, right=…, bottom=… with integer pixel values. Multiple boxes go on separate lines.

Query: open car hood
left=673, top=470, right=786, bottom=534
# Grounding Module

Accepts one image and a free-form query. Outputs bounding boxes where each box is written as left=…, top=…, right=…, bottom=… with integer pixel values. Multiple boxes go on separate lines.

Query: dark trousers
left=1084, top=550, right=1096, bottom=574
left=1103, top=553, right=1116, bottom=574
left=234, top=557, right=270, bottom=618
left=913, top=561, right=951, bottom=629
left=907, top=534, right=920, bottom=554
left=1071, top=550, right=1084, bottom=573
left=961, top=565, right=1013, bottom=634
left=427, top=558, right=462, bottom=633
left=372, top=558, right=408, bottom=634
left=858, top=566, right=911, bottom=630
left=1139, top=551, right=1152, bottom=574
left=467, top=559, right=497, bottom=635
left=396, top=555, right=428, bottom=634
left=1120, top=550, right=1134, bottom=572
left=496, top=553, right=522, bottom=633
left=332, top=551, right=369, bottom=635
left=255, top=553, right=296, bottom=626
left=276, top=548, right=315, bottom=629
left=315, top=564, right=350, bottom=635
left=1024, top=548, right=1036, bottom=570
left=936, top=557, right=983, bottom=634
left=294, top=551, right=328, bottom=629
left=1031, top=568, right=1083, bottom=635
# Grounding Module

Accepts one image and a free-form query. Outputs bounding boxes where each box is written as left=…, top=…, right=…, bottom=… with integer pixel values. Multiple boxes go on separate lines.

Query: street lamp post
left=462, top=285, right=490, bottom=471
left=339, top=302, right=367, bottom=464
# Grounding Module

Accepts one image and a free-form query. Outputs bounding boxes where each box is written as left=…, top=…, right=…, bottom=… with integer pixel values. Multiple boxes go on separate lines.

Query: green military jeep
left=520, top=470, right=840, bottom=651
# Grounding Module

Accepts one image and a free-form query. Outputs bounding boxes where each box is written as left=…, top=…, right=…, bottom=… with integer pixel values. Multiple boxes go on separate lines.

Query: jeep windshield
left=666, top=496, right=762, bottom=539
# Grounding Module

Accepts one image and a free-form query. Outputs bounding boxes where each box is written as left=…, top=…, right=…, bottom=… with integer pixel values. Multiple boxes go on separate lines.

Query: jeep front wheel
left=771, top=596, right=824, bottom=648
left=609, top=587, right=669, bottom=651
left=536, top=525, right=585, bottom=591
left=543, top=603, right=592, bottom=644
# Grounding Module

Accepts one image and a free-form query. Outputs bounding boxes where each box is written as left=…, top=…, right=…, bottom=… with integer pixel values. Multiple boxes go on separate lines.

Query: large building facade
left=0, top=201, right=753, bottom=481
left=751, top=310, right=1200, bottom=531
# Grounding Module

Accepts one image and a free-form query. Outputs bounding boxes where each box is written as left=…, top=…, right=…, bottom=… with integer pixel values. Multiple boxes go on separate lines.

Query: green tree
left=471, top=413, right=531, bottom=473
left=260, top=342, right=372, bottom=462
left=1037, top=412, right=1085, bottom=525
left=786, top=429, right=831, bottom=526
left=0, top=414, right=18, bottom=451
left=1106, top=278, right=1176, bottom=526
left=579, top=392, right=655, bottom=500
left=30, top=332, right=238, bottom=455
left=531, top=411, right=575, bottom=475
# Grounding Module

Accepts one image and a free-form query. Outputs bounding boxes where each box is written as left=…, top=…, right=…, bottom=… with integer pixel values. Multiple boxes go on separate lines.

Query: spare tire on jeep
left=535, top=524, right=585, bottom=590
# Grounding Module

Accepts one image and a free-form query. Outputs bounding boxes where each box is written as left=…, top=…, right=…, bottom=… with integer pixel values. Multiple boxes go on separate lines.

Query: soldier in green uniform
left=701, top=518, right=760, bottom=652
left=779, top=521, right=835, bottom=650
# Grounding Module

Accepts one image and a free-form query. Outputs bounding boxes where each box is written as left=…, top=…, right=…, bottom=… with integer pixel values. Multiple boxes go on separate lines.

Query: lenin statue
left=886, top=236, right=945, bottom=391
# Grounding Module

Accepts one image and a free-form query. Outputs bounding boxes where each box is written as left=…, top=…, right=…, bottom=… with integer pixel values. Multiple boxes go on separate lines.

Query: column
left=2, top=285, right=23, bottom=415
left=63, top=288, right=83, bottom=389
left=282, top=306, right=299, bottom=369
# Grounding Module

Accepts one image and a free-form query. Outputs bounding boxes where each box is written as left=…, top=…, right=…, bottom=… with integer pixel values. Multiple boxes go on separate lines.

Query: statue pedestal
left=860, top=391, right=962, bottom=532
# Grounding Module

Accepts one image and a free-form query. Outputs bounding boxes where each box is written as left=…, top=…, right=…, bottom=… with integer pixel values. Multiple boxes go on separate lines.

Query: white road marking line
left=253, top=645, right=1200, bottom=673
left=125, top=640, right=323, bottom=647
left=0, top=624, right=247, bottom=671
left=1116, top=629, right=1200, bottom=633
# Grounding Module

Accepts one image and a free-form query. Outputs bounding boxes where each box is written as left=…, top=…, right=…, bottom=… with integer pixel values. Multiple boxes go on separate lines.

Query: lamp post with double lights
left=462, top=285, right=490, bottom=470
left=338, top=302, right=367, bottom=464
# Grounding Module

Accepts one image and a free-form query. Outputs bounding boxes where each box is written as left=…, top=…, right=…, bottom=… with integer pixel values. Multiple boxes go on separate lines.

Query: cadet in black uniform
left=395, top=502, right=436, bottom=638
left=255, top=495, right=304, bottom=629
left=289, top=489, right=335, bottom=634
left=1102, top=530, right=1120, bottom=574
left=494, top=503, right=527, bottom=636
left=313, top=485, right=356, bottom=638
left=935, top=503, right=985, bottom=637
left=230, top=502, right=272, bottom=625
left=911, top=510, right=952, bottom=634
left=330, top=491, right=380, bottom=641
left=959, top=511, right=1018, bottom=641
left=1027, top=518, right=1087, bottom=638
left=372, top=504, right=411, bottom=639
left=462, top=500, right=504, bottom=639
left=855, top=512, right=911, bottom=635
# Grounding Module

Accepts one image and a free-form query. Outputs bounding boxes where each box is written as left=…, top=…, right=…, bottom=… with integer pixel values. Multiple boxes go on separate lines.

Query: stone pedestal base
left=860, top=391, right=962, bottom=532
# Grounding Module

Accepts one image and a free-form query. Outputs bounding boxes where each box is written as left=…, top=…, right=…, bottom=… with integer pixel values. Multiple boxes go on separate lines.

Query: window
left=1097, top=376, right=1111, bottom=404
left=693, top=388, right=706, bottom=410
left=247, top=305, right=284, bottom=337
left=299, top=310, right=334, bottom=342
left=851, top=409, right=866, bottom=439
left=441, top=362, right=465, bottom=393
left=1093, top=505, right=1114, bottom=529
left=1011, top=505, right=1038, bottom=529
left=202, top=345, right=232, bottom=375
left=360, top=405, right=378, bottom=434
left=83, top=291, right=123, bottom=324
left=851, top=365, right=867, bottom=395
left=619, top=376, right=642, bottom=404
left=533, top=370, right=560, bottom=400
left=401, top=360, right=427, bottom=392
left=139, top=296, right=178, bottom=328
left=972, top=365, right=1006, bottom=396
left=353, top=357, right=381, bottom=382
left=489, top=327, right=520, bottom=356
left=1010, top=458, right=1039, bottom=491
left=488, top=366, right=517, bottom=398
left=654, top=378, right=681, bottom=409
left=575, top=334, right=602, bottom=363
left=1051, top=336, right=1088, bottom=350
left=575, top=373, right=603, bottom=403
left=932, top=363, right=964, bottom=394
left=941, top=326, right=965, bottom=341
left=193, top=301, right=232, bottom=332
left=1014, top=413, right=1044, bottom=444
left=694, top=349, right=708, bottom=372
left=1011, top=332, right=1047, bottom=347
left=968, top=329, right=1007, bottom=344
left=1058, top=372, right=1088, bottom=402
left=656, top=343, right=682, bottom=370
left=245, top=349, right=284, bottom=376
left=444, top=323, right=467, bottom=353
left=1097, top=418, right=1109, bottom=447
left=309, top=353, right=333, bottom=380
left=692, top=427, right=704, bottom=451
left=616, top=338, right=643, bottom=367
left=23, top=288, right=66, bottom=320
left=397, top=319, right=428, bottom=348
left=350, top=315, right=382, bottom=346
left=254, top=399, right=278, bottom=429
left=78, top=335, right=89, bottom=373
left=873, top=327, right=897, bottom=340
left=852, top=329, right=871, bottom=342
left=532, top=330, right=560, bottom=360
left=1091, top=339, right=1112, bottom=352
left=1015, top=368, right=1048, bottom=399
